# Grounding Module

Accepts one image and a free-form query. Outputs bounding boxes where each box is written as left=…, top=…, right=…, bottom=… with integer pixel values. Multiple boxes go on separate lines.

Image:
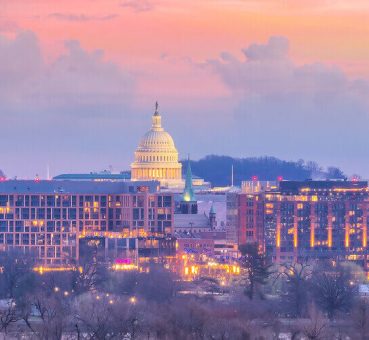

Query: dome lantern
left=152, top=101, right=163, bottom=131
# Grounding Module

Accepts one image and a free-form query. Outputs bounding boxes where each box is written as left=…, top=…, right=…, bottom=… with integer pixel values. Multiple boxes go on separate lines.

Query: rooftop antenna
left=231, top=164, right=234, bottom=187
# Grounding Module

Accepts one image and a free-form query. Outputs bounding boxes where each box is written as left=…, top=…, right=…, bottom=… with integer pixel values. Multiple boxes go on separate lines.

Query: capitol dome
left=138, top=130, right=176, bottom=151
left=131, top=103, right=182, bottom=186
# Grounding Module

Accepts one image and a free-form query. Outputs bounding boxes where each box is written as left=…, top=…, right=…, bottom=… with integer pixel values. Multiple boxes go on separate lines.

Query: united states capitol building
left=130, top=104, right=224, bottom=235
left=130, top=103, right=183, bottom=188
left=55, top=103, right=210, bottom=191
left=130, top=103, right=209, bottom=191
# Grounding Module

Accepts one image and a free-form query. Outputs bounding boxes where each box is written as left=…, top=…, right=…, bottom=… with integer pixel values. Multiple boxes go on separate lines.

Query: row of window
left=0, top=194, right=172, bottom=208
left=137, top=155, right=177, bottom=162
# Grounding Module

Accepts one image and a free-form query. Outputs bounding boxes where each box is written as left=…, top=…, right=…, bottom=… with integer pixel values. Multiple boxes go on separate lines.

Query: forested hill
left=180, top=155, right=346, bottom=187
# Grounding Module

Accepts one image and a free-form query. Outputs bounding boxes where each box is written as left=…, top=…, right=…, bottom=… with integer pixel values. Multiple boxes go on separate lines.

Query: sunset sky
left=1, top=0, right=369, bottom=178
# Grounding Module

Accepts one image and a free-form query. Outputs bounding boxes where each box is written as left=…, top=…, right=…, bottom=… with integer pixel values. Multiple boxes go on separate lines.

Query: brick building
left=228, top=180, right=369, bottom=270
left=265, top=180, right=369, bottom=266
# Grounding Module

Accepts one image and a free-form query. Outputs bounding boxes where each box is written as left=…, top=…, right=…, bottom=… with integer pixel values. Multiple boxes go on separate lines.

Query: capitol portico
left=131, top=103, right=183, bottom=187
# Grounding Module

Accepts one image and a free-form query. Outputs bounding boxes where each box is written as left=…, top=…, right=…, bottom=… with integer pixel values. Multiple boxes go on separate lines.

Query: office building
left=0, top=180, right=174, bottom=266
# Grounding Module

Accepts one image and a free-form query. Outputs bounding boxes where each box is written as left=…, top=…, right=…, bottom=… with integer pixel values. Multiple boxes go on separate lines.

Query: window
left=47, top=196, right=55, bottom=207
left=16, top=196, right=24, bottom=207
left=0, top=195, right=8, bottom=207
left=31, top=195, right=39, bottom=207
left=21, top=208, right=29, bottom=219
left=69, top=208, right=77, bottom=219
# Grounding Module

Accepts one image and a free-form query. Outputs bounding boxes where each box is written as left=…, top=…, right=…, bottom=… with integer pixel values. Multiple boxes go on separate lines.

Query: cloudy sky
left=1, top=0, right=369, bottom=178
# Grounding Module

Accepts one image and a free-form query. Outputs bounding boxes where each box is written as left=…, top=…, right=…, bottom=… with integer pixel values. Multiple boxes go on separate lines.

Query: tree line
left=181, top=155, right=346, bottom=186
left=1, top=247, right=369, bottom=339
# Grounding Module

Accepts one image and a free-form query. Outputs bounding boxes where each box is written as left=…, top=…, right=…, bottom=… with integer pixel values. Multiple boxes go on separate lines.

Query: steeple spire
left=183, top=155, right=195, bottom=202
left=209, top=202, right=215, bottom=215
left=209, top=202, right=216, bottom=229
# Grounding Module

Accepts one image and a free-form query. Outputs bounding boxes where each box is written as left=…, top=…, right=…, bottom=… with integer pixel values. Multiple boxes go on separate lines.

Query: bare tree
left=302, top=305, right=330, bottom=340
left=278, top=261, right=312, bottom=317
left=351, top=299, right=369, bottom=340
left=73, top=293, right=144, bottom=339
left=312, top=264, right=355, bottom=319
left=20, top=292, right=72, bottom=340
left=195, top=276, right=222, bottom=295
left=0, top=250, right=36, bottom=299
left=326, top=167, right=345, bottom=180
left=239, top=243, right=273, bottom=300
left=135, top=262, right=178, bottom=302
left=0, top=300, right=19, bottom=334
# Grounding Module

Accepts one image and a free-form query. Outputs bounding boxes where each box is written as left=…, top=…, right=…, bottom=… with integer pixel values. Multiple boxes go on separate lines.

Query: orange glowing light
left=112, top=264, right=138, bottom=271
left=363, top=215, right=367, bottom=247
left=310, top=227, right=315, bottom=248
left=345, top=223, right=350, bottom=248
left=328, top=229, right=332, bottom=248
left=33, top=266, right=77, bottom=274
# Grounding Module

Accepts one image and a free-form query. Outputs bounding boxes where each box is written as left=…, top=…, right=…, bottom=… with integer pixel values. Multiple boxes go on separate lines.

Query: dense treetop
left=181, top=155, right=346, bottom=187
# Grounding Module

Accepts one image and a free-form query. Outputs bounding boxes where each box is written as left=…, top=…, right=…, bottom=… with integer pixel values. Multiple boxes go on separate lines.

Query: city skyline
left=1, top=0, right=369, bottom=178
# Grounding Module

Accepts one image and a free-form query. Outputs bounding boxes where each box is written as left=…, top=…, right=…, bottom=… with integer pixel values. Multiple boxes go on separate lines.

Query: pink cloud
left=0, top=31, right=134, bottom=112
left=48, top=13, right=119, bottom=22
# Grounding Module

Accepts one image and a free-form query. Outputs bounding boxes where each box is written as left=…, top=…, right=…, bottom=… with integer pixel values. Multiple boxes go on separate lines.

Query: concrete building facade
left=0, top=180, right=174, bottom=266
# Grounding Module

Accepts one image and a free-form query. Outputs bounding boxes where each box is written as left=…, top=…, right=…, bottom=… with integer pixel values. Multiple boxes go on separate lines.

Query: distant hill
left=180, top=155, right=346, bottom=187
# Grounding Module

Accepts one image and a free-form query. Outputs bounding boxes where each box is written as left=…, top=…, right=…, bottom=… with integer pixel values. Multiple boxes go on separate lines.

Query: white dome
left=138, top=130, right=177, bottom=152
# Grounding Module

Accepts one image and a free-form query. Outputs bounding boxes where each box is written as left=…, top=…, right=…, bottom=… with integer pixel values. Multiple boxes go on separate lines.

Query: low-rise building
left=0, top=180, right=174, bottom=266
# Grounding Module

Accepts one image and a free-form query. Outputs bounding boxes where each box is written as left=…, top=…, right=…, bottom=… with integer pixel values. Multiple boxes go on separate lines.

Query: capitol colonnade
left=132, top=168, right=181, bottom=180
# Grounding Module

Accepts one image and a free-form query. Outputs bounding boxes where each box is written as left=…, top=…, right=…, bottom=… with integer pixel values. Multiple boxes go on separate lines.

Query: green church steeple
left=183, top=156, right=195, bottom=202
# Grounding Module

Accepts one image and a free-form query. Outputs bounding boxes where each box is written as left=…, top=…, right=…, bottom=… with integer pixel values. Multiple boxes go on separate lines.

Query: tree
left=183, top=155, right=328, bottom=186
left=73, top=248, right=109, bottom=294
left=135, top=262, right=178, bottom=302
left=74, top=295, right=117, bottom=339
left=73, top=294, right=142, bottom=339
left=351, top=299, right=369, bottom=339
left=279, top=261, right=312, bottom=317
left=239, top=243, right=273, bottom=300
left=302, top=305, right=330, bottom=340
left=0, top=300, right=19, bottom=334
left=196, top=276, right=222, bottom=295
left=326, top=167, right=346, bottom=180
left=306, top=161, right=324, bottom=179
left=312, top=263, right=355, bottom=319
left=20, top=291, right=72, bottom=340
left=109, top=270, right=140, bottom=297
left=0, top=250, right=37, bottom=299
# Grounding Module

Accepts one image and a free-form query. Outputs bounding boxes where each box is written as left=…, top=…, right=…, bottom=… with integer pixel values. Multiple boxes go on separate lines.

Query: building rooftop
left=53, top=172, right=131, bottom=181
left=175, top=230, right=226, bottom=240
left=0, top=180, right=159, bottom=194
left=174, top=213, right=210, bottom=228
left=278, top=180, right=368, bottom=194
left=197, top=231, right=226, bottom=240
